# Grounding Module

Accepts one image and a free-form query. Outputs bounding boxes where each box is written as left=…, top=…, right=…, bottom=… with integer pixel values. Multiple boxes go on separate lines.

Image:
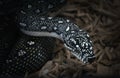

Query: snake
left=0, top=0, right=95, bottom=77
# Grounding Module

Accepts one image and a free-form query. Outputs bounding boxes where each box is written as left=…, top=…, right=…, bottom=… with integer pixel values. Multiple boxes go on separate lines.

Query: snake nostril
left=88, top=57, right=95, bottom=63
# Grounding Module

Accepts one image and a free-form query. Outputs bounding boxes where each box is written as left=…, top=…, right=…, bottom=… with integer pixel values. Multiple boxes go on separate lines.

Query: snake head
left=64, top=28, right=95, bottom=64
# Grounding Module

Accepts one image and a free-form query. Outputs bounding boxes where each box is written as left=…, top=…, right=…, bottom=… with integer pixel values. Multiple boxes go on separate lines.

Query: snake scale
left=0, top=0, right=95, bottom=77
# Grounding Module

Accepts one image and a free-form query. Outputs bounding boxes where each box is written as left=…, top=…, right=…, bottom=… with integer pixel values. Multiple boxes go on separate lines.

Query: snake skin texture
left=0, top=0, right=66, bottom=15
left=18, top=0, right=66, bottom=15
left=0, top=0, right=95, bottom=77
left=1, top=35, right=55, bottom=76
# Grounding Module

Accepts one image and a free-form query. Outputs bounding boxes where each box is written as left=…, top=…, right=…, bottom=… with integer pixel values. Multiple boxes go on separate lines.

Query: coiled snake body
left=0, top=0, right=95, bottom=77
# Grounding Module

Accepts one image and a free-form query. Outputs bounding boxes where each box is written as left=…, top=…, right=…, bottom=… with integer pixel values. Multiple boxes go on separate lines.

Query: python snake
left=0, top=0, right=95, bottom=77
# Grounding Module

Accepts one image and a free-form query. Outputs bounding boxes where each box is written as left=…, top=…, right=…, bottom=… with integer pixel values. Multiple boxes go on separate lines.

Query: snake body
left=0, top=0, right=95, bottom=77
